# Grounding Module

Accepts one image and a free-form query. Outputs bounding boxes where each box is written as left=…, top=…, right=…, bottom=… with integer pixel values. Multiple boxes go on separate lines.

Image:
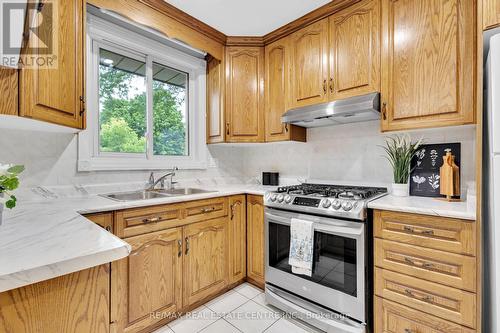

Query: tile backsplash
left=0, top=120, right=476, bottom=193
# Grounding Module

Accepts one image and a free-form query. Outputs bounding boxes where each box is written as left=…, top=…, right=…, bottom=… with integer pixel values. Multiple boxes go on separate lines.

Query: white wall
left=0, top=121, right=476, bottom=192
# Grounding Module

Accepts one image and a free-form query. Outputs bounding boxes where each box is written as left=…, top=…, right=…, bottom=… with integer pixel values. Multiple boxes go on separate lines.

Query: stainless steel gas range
left=264, top=184, right=387, bottom=333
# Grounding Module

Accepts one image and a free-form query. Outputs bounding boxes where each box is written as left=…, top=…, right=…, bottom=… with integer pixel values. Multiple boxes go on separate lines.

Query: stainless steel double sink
left=101, top=188, right=215, bottom=202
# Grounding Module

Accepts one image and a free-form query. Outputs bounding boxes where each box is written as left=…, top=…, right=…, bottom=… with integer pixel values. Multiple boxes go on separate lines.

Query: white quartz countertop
left=368, top=194, right=476, bottom=221
left=0, top=184, right=272, bottom=292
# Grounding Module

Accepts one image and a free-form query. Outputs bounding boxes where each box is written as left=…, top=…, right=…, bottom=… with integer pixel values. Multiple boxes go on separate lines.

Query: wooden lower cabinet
left=85, top=212, right=113, bottom=232
left=111, top=228, right=183, bottom=333
left=183, top=217, right=229, bottom=307
left=246, top=194, right=265, bottom=288
left=228, top=195, right=247, bottom=284
left=0, top=265, right=110, bottom=333
left=375, top=297, right=475, bottom=333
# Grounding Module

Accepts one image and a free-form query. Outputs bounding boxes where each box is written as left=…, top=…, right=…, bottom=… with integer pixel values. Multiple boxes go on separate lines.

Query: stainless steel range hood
left=281, top=92, right=380, bottom=128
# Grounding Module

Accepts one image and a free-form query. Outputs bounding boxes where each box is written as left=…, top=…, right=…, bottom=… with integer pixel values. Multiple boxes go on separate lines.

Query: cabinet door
left=112, top=228, right=183, bottom=333
left=225, top=46, right=265, bottom=142
left=19, top=0, right=85, bottom=129
left=265, top=38, right=306, bottom=142
left=246, top=195, right=265, bottom=288
left=484, top=0, right=500, bottom=30
left=329, top=0, right=380, bottom=100
left=207, top=55, right=225, bottom=144
left=228, top=195, right=246, bottom=284
left=0, top=68, right=18, bottom=115
left=183, top=217, right=228, bottom=307
left=289, top=19, right=329, bottom=108
left=381, top=0, right=475, bottom=131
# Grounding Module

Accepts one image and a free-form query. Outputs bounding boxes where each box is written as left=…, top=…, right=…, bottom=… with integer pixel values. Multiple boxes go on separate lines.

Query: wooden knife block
left=439, top=151, right=460, bottom=201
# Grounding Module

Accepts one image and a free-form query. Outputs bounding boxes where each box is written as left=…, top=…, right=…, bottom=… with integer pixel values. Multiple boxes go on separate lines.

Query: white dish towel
left=288, top=218, right=314, bottom=277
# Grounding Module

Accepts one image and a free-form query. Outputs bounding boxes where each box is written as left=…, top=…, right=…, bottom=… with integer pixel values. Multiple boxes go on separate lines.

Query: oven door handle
left=265, top=212, right=363, bottom=237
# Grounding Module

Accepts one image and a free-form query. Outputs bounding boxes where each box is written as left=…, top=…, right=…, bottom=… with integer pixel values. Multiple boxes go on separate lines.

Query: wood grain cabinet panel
left=264, top=37, right=306, bottom=142
left=374, top=297, right=475, bottom=333
left=484, top=0, right=500, bottom=30
left=183, top=217, right=229, bottom=307
left=375, top=267, right=476, bottom=328
left=183, top=197, right=228, bottom=224
left=85, top=212, right=113, bottom=232
left=289, top=19, right=330, bottom=108
left=381, top=0, right=475, bottom=131
left=206, top=55, right=225, bottom=144
left=228, top=195, right=247, bottom=284
left=225, top=46, right=265, bottom=142
left=375, top=238, right=476, bottom=292
left=374, top=210, right=476, bottom=255
left=329, top=0, right=380, bottom=100
left=112, top=228, right=183, bottom=333
left=0, top=265, right=110, bottom=333
left=246, top=194, right=265, bottom=288
left=0, top=69, right=18, bottom=115
left=19, top=0, right=85, bottom=129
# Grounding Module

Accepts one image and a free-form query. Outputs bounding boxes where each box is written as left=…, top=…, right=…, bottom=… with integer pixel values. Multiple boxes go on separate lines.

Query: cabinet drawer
left=375, top=268, right=476, bottom=328
left=374, top=239, right=476, bottom=292
left=115, top=204, right=183, bottom=238
left=183, top=197, right=228, bottom=223
left=374, top=297, right=475, bottom=333
left=374, top=210, right=476, bottom=255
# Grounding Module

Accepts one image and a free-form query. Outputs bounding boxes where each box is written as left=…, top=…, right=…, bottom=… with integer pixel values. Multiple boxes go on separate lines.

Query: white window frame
left=78, top=14, right=207, bottom=171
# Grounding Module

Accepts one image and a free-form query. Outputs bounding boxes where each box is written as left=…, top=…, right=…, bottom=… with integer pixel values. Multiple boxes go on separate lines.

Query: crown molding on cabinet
left=226, top=36, right=265, bottom=47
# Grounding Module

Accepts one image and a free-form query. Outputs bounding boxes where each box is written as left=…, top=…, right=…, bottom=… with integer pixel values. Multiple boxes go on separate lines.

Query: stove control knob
left=277, top=194, right=284, bottom=203
left=322, top=199, right=331, bottom=208
left=284, top=195, right=293, bottom=204
left=332, top=200, right=342, bottom=210
left=270, top=194, right=277, bottom=202
left=342, top=201, right=353, bottom=211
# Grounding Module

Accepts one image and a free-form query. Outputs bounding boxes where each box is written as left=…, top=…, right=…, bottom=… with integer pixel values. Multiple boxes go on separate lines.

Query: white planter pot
left=391, top=183, right=409, bottom=197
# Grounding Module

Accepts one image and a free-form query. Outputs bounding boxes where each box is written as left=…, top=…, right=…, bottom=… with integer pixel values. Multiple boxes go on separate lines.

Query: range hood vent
left=281, top=92, right=381, bottom=128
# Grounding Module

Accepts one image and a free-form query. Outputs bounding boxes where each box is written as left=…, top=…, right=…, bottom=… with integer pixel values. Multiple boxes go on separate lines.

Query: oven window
left=268, top=222, right=357, bottom=297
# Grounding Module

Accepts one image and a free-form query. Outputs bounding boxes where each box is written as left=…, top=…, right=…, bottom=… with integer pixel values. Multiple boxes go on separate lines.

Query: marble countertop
left=368, top=194, right=476, bottom=221
left=0, top=184, right=272, bottom=292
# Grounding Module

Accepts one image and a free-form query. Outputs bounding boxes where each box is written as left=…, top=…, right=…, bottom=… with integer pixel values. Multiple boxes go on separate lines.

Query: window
left=78, top=13, right=206, bottom=171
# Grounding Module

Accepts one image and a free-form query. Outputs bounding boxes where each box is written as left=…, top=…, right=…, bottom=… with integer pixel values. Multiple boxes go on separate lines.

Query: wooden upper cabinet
left=246, top=195, right=265, bottom=289
left=206, top=55, right=225, bottom=144
left=225, top=46, right=265, bottom=142
left=112, top=228, right=183, bottom=333
left=19, top=0, right=85, bottom=129
left=381, top=0, right=475, bottom=131
left=289, top=18, right=329, bottom=108
left=265, top=38, right=306, bottom=142
left=228, top=195, right=247, bottom=284
left=183, top=217, right=228, bottom=307
left=484, top=0, right=500, bottom=30
left=329, top=0, right=380, bottom=100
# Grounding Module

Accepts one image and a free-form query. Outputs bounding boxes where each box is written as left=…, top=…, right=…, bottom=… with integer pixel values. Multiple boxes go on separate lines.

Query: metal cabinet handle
left=329, top=78, right=334, bottom=92
left=403, top=226, right=414, bottom=233
left=421, top=229, right=434, bottom=235
left=422, top=262, right=434, bottom=269
left=230, top=204, right=235, bottom=220
left=382, top=102, right=387, bottom=120
left=422, top=295, right=434, bottom=303
left=201, top=207, right=216, bottom=213
left=404, top=289, right=413, bottom=296
left=226, top=123, right=230, bottom=135
left=404, top=257, right=414, bottom=265
left=323, top=79, right=327, bottom=94
left=105, top=226, right=112, bottom=232
left=185, top=237, right=190, bottom=255
left=404, top=329, right=413, bottom=333
left=284, top=123, right=289, bottom=133
left=143, top=216, right=161, bottom=224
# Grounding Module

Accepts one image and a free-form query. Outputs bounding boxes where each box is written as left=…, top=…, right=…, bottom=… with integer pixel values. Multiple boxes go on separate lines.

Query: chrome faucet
left=147, top=167, right=179, bottom=190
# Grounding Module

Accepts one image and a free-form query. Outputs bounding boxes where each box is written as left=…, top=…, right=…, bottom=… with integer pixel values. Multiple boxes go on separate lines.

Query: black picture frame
left=409, top=143, right=461, bottom=197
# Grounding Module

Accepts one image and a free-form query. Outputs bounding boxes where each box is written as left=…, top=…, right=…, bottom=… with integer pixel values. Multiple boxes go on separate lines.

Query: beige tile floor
left=153, top=283, right=322, bottom=333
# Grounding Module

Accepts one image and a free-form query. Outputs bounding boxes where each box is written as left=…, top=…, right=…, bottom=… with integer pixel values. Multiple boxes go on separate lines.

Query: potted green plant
left=381, top=135, right=422, bottom=197
left=0, top=164, right=24, bottom=226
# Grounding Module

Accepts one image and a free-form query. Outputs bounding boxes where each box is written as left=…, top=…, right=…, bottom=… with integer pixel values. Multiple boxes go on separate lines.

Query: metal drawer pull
left=404, top=289, right=414, bottom=296
left=421, top=230, right=434, bottom=235
left=403, top=226, right=414, bottom=233
left=185, top=237, right=190, bottom=255
left=422, top=295, right=434, bottom=303
left=143, top=216, right=161, bottom=223
left=404, top=257, right=414, bottom=265
left=201, top=207, right=216, bottom=213
left=422, top=262, right=434, bottom=269
left=404, top=329, right=413, bottom=333
left=177, top=239, right=182, bottom=257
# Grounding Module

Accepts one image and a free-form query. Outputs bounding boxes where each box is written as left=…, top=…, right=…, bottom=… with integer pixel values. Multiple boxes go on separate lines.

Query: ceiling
left=164, top=0, right=331, bottom=36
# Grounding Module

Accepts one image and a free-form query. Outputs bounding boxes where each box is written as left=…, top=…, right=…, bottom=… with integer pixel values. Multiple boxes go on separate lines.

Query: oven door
left=265, top=207, right=366, bottom=323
